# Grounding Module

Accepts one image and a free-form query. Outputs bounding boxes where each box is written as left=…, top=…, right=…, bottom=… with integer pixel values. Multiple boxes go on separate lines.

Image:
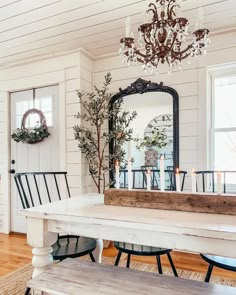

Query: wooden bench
left=27, top=259, right=236, bottom=295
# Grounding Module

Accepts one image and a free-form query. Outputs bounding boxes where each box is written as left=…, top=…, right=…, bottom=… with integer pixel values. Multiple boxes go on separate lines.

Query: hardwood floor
left=0, top=233, right=236, bottom=280
left=0, top=233, right=32, bottom=276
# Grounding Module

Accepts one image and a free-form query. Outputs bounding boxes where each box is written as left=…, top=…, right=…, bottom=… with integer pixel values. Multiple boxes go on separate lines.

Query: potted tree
left=73, top=73, right=137, bottom=193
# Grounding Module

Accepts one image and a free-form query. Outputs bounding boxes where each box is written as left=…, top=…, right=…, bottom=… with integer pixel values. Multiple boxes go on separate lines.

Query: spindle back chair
left=14, top=172, right=97, bottom=295
left=195, top=170, right=236, bottom=282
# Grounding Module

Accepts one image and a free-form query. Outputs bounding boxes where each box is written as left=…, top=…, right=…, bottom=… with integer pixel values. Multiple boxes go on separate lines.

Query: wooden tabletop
left=21, top=194, right=236, bottom=258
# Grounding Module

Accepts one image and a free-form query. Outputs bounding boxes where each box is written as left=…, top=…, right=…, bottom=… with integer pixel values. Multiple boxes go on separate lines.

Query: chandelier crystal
left=119, top=0, right=210, bottom=74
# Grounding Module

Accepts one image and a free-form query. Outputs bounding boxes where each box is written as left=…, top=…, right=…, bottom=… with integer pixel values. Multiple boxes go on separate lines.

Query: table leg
left=32, top=246, right=54, bottom=278
left=26, top=218, right=58, bottom=277
left=93, top=239, right=103, bottom=263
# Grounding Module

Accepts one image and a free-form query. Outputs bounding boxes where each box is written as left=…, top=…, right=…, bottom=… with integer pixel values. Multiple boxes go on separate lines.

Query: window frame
left=210, top=68, right=236, bottom=170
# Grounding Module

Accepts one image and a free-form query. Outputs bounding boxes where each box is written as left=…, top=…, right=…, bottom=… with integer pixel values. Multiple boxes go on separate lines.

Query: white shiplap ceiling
left=0, top=0, right=235, bottom=68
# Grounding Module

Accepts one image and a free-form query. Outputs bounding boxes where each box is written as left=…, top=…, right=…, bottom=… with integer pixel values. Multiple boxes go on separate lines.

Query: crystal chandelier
left=119, top=0, right=210, bottom=74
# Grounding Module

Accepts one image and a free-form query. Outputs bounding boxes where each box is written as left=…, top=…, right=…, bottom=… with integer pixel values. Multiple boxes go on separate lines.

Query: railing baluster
left=54, top=174, right=61, bottom=200
left=64, top=174, right=71, bottom=199
left=132, top=171, right=135, bottom=189
left=43, top=174, right=51, bottom=203
left=212, top=173, right=215, bottom=193
left=181, top=173, right=186, bottom=192
left=123, top=171, right=125, bottom=188
left=14, top=177, right=26, bottom=209
left=202, top=173, right=205, bottom=192
left=25, top=175, right=34, bottom=207
left=33, top=175, right=42, bottom=205
left=224, top=172, right=226, bottom=193
left=18, top=176, right=30, bottom=208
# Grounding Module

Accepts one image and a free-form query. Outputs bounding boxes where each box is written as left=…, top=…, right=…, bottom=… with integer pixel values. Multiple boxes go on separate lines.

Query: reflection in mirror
left=109, top=78, right=179, bottom=190
left=122, top=92, right=173, bottom=170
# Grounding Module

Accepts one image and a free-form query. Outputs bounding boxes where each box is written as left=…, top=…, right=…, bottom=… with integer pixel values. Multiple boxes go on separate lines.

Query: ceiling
left=0, top=0, right=235, bottom=68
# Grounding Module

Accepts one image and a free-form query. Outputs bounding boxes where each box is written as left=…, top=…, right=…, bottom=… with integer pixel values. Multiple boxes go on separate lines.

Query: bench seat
left=27, top=259, right=236, bottom=295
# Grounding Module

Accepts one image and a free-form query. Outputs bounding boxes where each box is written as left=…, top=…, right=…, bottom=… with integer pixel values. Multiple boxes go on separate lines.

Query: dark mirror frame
left=109, top=78, right=179, bottom=183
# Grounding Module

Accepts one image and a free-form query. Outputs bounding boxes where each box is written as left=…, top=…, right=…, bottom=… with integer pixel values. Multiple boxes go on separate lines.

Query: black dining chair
left=14, top=172, right=97, bottom=295
left=195, top=170, right=236, bottom=282
left=114, top=170, right=187, bottom=277
left=119, top=168, right=186, bottom=191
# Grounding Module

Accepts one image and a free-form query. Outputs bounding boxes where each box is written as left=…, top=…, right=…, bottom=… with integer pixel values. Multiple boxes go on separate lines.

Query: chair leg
left=126, top=254, right=131, bottom=268
left=114, top=251, right=122, bottom=266
left=25, top=287, right=31, bottom=295
left=156, top=255, right=163, bottom=274
left=89, top=252, right=96, bottom=262
left=167, top=253, right=178, bottom=277
left=205, top=264, right=214, bottom=283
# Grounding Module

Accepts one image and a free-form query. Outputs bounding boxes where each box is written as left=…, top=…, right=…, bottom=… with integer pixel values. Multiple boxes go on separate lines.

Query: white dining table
left=21, top=193, right=236, bottom=278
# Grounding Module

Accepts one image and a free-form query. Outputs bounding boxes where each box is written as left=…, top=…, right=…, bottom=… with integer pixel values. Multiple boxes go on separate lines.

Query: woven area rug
left=0, top=256, right=235, bottom=295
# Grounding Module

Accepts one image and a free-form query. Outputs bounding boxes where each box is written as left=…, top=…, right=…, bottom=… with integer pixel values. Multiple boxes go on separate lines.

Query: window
left=211, top=73, right=236, bottom=189
left=15, top=90, right=53, bottom=129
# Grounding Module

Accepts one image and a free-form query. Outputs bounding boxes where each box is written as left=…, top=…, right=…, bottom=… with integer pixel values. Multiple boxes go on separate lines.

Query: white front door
left=10, top=85, right=60, bottom=233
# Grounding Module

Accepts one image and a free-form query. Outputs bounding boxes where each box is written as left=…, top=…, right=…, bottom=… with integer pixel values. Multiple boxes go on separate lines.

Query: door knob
left=9, top=169, right=15, bottom=174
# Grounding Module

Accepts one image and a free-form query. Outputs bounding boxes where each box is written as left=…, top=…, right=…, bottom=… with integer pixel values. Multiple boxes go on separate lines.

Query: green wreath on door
left=11, top=108, right=50, bottom=144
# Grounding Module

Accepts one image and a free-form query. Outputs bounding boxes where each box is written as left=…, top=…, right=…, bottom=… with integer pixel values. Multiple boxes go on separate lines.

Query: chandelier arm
left=172, top=50, right=192, bottom=61
left=123, top=50, right=148, bottom=64
left=134, top=49, right=150, bottom=59
left=143, top=33, right=153, bottom=48
left=137, top=57, right=144, bottom=64
left=177, top=44, right=193, bottom=56
left=171, top=45, right=192, bottom=60
left=167, top=0, right=176, bottom=21
left=135, top=53, right=157, bottom=65
left=151, top=59, right=159, bottom=67
left=145, top=53, right=159, bottom=64
left=152, top=19, right=160, bottom=46
left=167, top=32, right=178, bottom=52
left=147, top=3, right=158, bottom=21
left=180, top=51, right=192, bottom=60
left=155, top=38, right=161, bottom=52
left=145, top=44, right=156, bottom=62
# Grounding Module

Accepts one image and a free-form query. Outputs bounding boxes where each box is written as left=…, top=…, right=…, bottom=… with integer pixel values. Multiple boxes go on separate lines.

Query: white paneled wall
left=0, top=51, right=93, bottom=233
left=66, top=53, right=96, bottom=194
left=65, top=65, right=81, bottom=197
left=94, top=31, right=236, bottom=190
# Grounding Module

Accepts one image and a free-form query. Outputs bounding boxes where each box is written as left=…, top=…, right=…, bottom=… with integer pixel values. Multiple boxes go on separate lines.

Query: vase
left=145, top=149, right=158, bottom=166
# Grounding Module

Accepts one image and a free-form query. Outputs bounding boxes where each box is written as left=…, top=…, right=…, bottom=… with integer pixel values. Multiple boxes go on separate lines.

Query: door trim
left=3, top=71, right=66, bottom=233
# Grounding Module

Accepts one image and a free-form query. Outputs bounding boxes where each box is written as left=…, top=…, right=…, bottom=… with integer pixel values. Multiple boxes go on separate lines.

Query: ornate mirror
left=109, top=78, right=179, bottom=187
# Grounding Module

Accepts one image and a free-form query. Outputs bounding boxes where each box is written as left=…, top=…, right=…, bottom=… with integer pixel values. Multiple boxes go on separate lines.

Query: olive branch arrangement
left=74, top=73, right=137, bottom=193
left=136, top=129, right=168, bottom=150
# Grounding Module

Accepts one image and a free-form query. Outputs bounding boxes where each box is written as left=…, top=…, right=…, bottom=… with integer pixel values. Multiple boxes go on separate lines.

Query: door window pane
left=15, top=93, right=53, bottom=128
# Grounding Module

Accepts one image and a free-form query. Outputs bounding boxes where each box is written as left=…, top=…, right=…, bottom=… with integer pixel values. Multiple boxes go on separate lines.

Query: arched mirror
left=109, top=78, right=179, bottom=188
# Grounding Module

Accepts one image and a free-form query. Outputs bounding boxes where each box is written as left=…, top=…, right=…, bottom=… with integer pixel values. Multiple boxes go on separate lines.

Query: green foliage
left=11, top=126, right=50, bottom=144
left=73, top=73, right=137, bottom=193
left=136, top=129, right=168, bottom=150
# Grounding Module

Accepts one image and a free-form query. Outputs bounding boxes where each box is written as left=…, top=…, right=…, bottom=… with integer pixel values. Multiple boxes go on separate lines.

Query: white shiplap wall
left=93, top=30, right=236, bottom=190
left=66, top=53, right=96, bottom=194
left=0, top=50, right=93, bottom=233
